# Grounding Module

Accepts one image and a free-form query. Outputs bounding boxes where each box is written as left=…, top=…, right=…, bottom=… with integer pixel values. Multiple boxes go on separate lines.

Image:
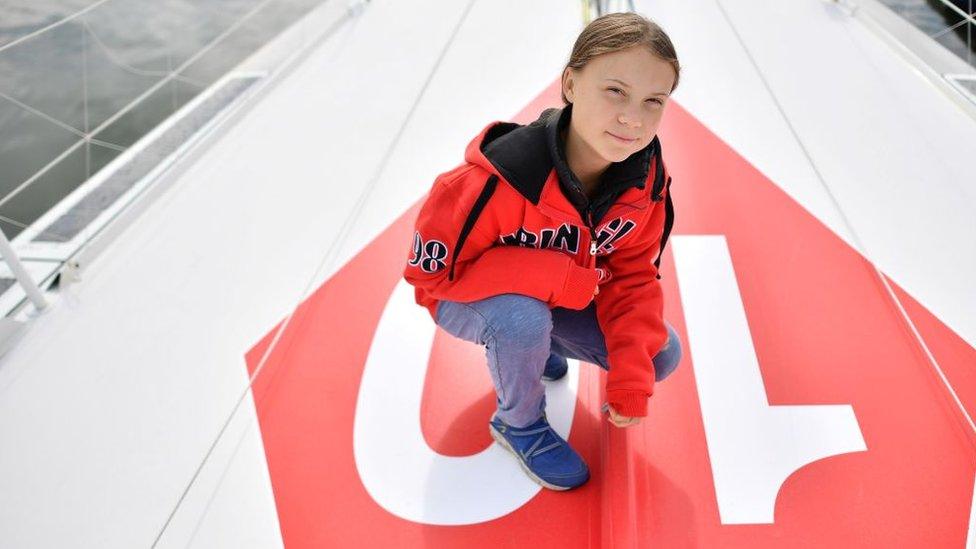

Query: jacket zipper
left=585, top=205, right=598, bottom=268
left=538, top=191, right=633, bottom=269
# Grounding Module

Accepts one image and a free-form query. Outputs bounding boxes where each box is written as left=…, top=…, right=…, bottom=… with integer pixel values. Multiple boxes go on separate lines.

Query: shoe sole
left=541, top=373, right=565, bottom=382
left=488, top=422, right=586, bottom=491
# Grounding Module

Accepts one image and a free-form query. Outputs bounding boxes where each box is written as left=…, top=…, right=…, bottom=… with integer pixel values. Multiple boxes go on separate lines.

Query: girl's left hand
left=606, top=403, right=641, bottom=428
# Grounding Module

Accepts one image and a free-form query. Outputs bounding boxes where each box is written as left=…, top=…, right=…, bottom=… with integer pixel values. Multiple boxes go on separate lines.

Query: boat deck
left=1, top=0, right=974, bottom=546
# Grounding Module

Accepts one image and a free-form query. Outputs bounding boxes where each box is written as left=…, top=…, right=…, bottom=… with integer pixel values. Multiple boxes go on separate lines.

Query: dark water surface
left=0, top=0, right=326, bottom=238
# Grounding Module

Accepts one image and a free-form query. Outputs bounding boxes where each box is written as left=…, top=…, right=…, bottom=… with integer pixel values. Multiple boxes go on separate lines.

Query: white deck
left=0, top=0, right=973, bottom=546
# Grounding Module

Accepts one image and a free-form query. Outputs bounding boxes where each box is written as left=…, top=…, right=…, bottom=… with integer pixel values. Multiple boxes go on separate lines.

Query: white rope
left=0, top=89, right=128, bottom=213
left=81, top=0, right=280, bottom=155
left=82, top=23, right=90, bottom=179
left=0, top=136, right=126, bottom=213
left=0, top=213, right=74, bottom=242
left=926, top=0, right=976, bottom=29
left=0, top=0, right=116, bottom=55
left=0, top=0, right=280, bottom=211
left=0, top=89, right=123, bottom=149
left=928, top=11, right=976, bottom=41
left=149, top=0, right=486, bottom=542
left=147, top=3, right=371, bottom=544
left=82, top=20, right=208, bottom=89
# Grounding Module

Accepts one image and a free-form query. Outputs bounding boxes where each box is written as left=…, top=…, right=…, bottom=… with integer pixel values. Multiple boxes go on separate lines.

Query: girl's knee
left=654, top=327, right=683, bottom=381
left=483, top=294, right=552, bottom=346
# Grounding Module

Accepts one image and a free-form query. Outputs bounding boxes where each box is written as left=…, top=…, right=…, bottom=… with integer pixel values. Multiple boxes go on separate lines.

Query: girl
left=403, top=12, right=682, bottom=491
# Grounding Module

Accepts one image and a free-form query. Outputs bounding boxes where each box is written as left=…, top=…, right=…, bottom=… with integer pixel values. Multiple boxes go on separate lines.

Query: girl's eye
left=609, top=87, right=662, bottom=104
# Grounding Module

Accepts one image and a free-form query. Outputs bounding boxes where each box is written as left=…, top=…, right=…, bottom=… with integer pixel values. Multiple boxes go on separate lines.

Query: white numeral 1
left=672, top=235, right=867, bottom=524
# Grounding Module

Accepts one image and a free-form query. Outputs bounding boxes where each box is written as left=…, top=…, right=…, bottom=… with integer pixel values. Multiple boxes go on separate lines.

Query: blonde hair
left=561, top=12, right=681, bottom=104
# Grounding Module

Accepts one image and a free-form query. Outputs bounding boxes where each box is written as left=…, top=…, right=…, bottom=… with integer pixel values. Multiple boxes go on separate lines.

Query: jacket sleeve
left=403, top=168, right=600, bottom=310
left=593, top=183, right=671, bottom=418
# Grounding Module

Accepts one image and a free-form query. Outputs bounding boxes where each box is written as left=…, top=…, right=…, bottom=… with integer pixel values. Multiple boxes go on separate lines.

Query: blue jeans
left=434, top=293, right=682, bottom=428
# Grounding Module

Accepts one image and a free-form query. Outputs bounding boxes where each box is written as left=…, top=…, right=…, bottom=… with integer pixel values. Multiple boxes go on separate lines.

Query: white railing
left=0, top=0, right=311, bottom=217
left=0, top=0, right=335, bottom=316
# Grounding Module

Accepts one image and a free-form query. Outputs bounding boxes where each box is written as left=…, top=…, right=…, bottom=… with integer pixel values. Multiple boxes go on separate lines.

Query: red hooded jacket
left=402, top=104, right=674, bottom=417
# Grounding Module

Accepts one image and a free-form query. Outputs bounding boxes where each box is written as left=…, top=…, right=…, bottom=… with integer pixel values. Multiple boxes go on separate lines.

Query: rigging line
left=0, top=138, right=119, bottom=215
left=0, top=213, right=73, bottom=242
left=82, top=0, right=280, bottom=150
left=712, top=0, right=976, bottom=440
left=83, top=23, right=90, bottom=180
left=88, top=137, right=128, bottom=151
left=142, top=0, right=474, bottom=543
left=929, top=12, right=976, bottom=41
left=0, top=0, right=115, bottom=55
left=0, top=89, right=91, bottom=142
left=150, top=0, right=478, bottom=540
left=930, top=0, right=976, bottom=27
left=0, top=128, right=126, bottom=216
left=0, top=0, right=284, bottom=211
left=0, top=89, right=129, bottom=153
left=6, top=1, right=357, bottom=241
left=835, top=1, right=976, bottom=441
left=82, top=20, right=208, bottom=88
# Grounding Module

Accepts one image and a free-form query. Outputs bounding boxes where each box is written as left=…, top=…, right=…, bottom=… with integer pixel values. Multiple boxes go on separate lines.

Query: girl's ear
left=562, top=67, right=576, bottom=103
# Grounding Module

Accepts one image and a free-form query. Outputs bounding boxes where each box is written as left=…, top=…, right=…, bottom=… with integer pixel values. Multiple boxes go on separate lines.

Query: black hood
left=479, top=103, right=664, bottom=224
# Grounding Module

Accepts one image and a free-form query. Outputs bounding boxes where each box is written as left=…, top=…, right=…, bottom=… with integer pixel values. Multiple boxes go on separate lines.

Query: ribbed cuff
left=559, top=263, right=599, bottom=310
left=606, top=389, right=650, bottom=417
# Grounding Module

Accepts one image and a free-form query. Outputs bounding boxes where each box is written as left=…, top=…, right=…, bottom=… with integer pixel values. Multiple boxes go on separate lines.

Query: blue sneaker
left=542, top=352, right=568, bottom=381
left=488, top=411, right=589, bottom=490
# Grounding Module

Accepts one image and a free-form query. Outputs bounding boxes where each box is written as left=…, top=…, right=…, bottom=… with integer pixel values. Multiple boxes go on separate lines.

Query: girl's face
left=562, top=46, right=676, bottom=163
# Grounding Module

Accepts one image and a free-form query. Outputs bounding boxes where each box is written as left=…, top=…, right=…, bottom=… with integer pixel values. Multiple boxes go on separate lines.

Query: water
left=0, top=0, right=326, bottom=239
